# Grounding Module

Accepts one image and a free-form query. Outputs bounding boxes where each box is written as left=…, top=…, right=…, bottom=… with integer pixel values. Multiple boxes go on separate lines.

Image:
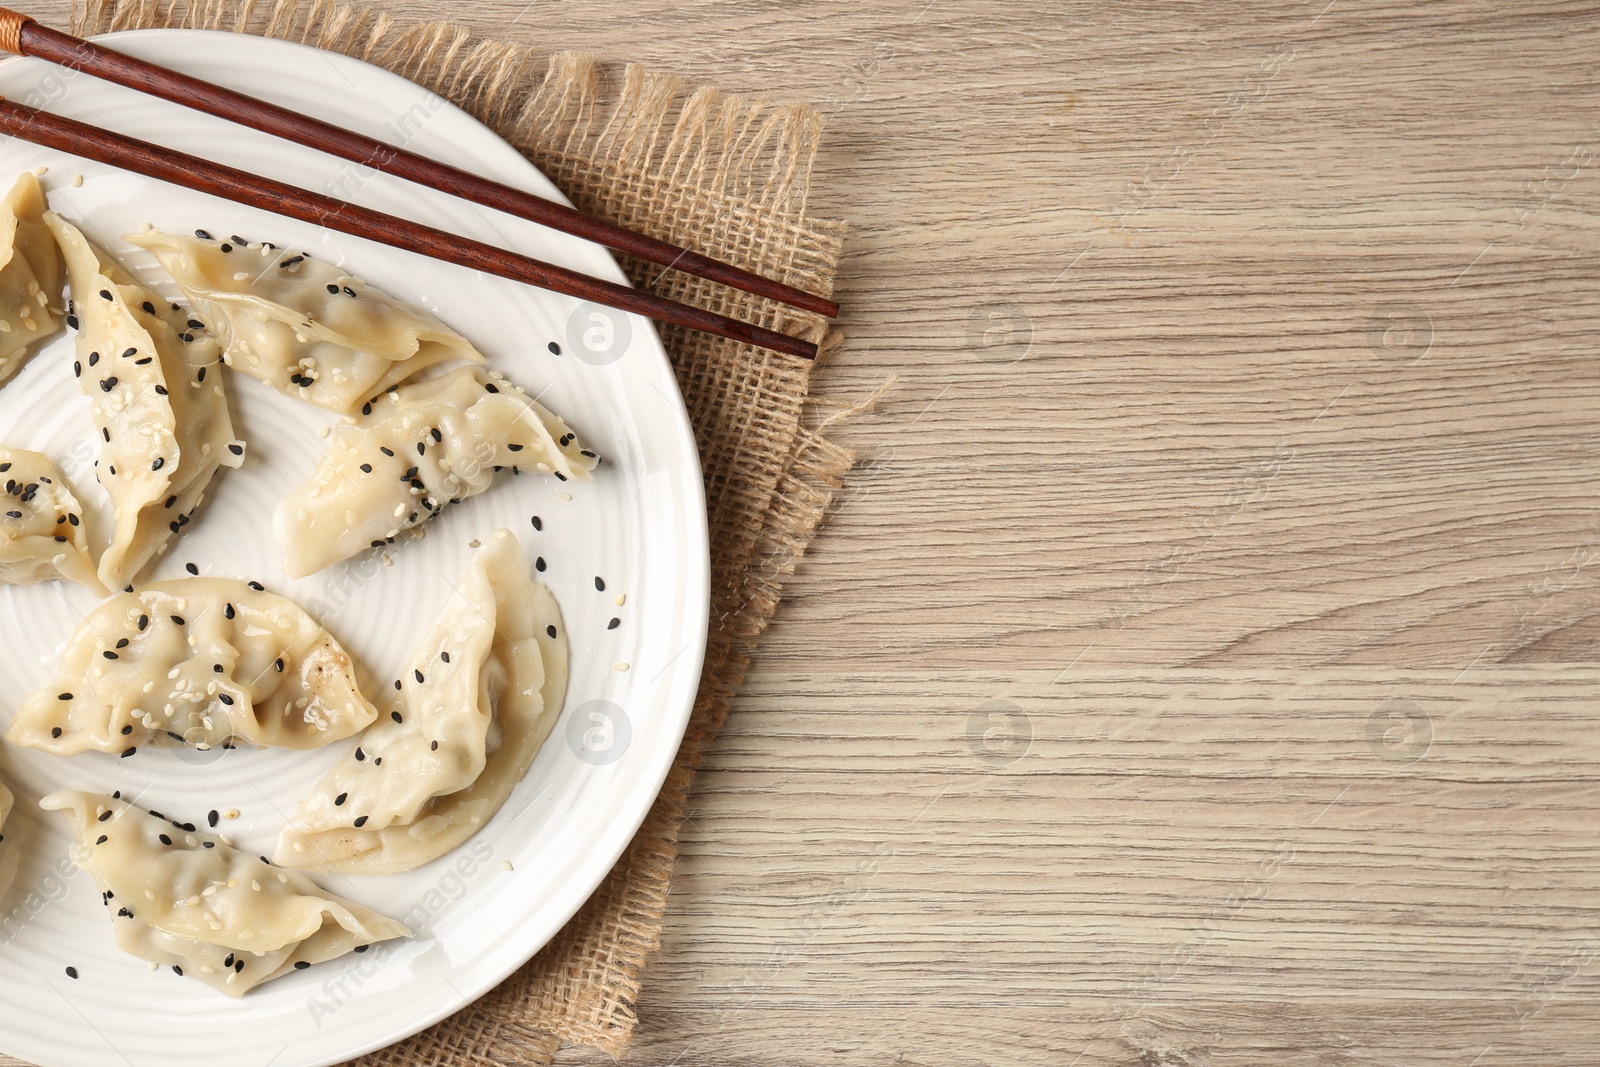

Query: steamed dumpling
left=0, top=173, right=65, bottom=384
left=273, top=365, right=596, bottom=577
left=127, top=229, right=484, bottom=412
left=0, top=446, right=107, bottom=595
left=7, top=578, right=379, bottom=755
left=45, top=214, right=242, bottom=591
left=43, top=791, right=409, bottom=996
left=274, top=530, right=568, bottom=873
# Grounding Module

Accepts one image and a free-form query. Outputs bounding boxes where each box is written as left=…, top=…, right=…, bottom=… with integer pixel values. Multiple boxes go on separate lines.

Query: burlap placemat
left=69, top=1, right=853, bottom=1063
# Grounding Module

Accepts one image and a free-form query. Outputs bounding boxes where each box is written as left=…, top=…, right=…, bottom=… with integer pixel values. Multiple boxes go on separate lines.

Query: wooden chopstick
left=0, top=99, right=820, bottom=360
left=0, top=9, right=840, bottom=322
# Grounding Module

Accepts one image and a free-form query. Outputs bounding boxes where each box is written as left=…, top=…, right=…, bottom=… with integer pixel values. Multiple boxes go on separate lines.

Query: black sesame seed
left=51, top=727, right=62, bottom=738
left=326, top=284, right=339, bottom=294
left=275, top=657, right=284, bottom=672
left=88, top=351, right=99, bottom=366
left=234, top=959, right=245, bottom=972
left=173, top=966, right=183, bottom=976
left=249, top=580, right=265, bottom=591
left=441, top=651, right=450, bottom=663
left=202, top=841, right=214, bottom=848
left=393, top=679, right=401, bottom=690
left=484, top=383, right=499, bottom=393
left=379, top=446, right=394, bottom=457
left=430, top=427, right=442, bottom=442
left=547, top=625, right=557, bottom=638
left=66, top=314, right=78, bottom=329
left=116, top=638, right=129, bottom=649
left=413, top=669, right=425, bottom=684
left=228, top=443, right=243, bottom=456
left=185, top=563, right=198, bottom=575
left=154, top=385, right=167, bottom=395
left=223, top=953, right=234, bottom=968
left=535, top=557, right=546, bottom=572
left=355, top=747, right=365, bottom=762
left=99, top=376, right=117, bottom=392
left=96, top=835, right=107, bottom=844
left=98, top=809, right=112, bottom=822
left=195, top=229, right=212, bottom=239
left=171, top=615, right=185, bottom=625
left=361, top=402, right=373, bottom=416
left=120, top=725, right=132, bottom=735
left=430, top=740, right=439, bottom=751
left=217, top=693, right=235, bottom=706
left=417, top=441, right=426, bottom=455
left=294, top=961, right=311, bottom=970
left=120, top=747, right=136, bottom=758
left=608, top=617, right=621, bottom=630
left=391, top=711, right=403, bottom=723
left=59, top=691, right=73, bottom=701
left=224, top=603, right=235, bottom=620
left=212, top=664, right=224, bottom=674
left=208, top=810, right=219, bottom=828
left=594, top=576, right=606, bottom=591
left=360, top=463, right=372, bottom=473
left=65, top=966, right=77, bottom=979
left=98, top=289, right=111, bottom=301
left=151, top=457, right=164, bottom=471
left=507, top=443, right=524, bottom=452
left=548, top=341, right=561, bottom=355
left=554, top=471, right=567, bottom=481
left=158, top=834, right=172, bottom=846
left=219, top=243, right=232, bottom=253
left=343, top=286, right=357, bottom=298
left=164, top=495, right=178, bottom=508
left=121, top=347, right=137, bottom=360
left=72, top=360, right=80, bottom=377
left=103, top=650, right=118, bottom=660
left=353, top=816, right=369, bottom=828
left=531, top=515, right=542, bottom=530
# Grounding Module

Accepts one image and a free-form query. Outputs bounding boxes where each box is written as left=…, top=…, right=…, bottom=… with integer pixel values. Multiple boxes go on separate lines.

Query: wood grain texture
left=13, top=0, right=1600, bottom=1064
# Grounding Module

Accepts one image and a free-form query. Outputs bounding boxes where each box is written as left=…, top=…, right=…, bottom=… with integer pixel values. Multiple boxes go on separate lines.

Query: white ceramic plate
left=0, top=29, right=708, bottom=1067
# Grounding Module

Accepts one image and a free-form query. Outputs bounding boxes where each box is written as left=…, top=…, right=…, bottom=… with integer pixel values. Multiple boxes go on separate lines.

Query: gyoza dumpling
left=7, top=578, right=379, bottom=755
left=0, top=446, right=107, bottom=595
left=127, top=229, right=484, bottom=413
left=0, top=173, right=65, bottom=384
left=274, top=530, right=568, bottom=873
left=45, top=214, right=243, bottom=591
left=43, top=791, right=409, bottom=996
left=274, top=366, right=597, bottom=578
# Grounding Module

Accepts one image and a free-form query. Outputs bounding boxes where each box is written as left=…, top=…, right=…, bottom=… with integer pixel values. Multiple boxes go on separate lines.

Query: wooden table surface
left=22, top=1, right=1600, bottom=1064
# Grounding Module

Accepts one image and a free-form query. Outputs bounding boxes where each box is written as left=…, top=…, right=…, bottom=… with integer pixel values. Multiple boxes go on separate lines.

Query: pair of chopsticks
left=0, top=9, right=835, bottom=360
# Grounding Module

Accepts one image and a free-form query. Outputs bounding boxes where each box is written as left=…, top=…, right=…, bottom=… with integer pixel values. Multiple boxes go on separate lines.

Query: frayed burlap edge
left=69, top=1, right=857, bottom=1064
